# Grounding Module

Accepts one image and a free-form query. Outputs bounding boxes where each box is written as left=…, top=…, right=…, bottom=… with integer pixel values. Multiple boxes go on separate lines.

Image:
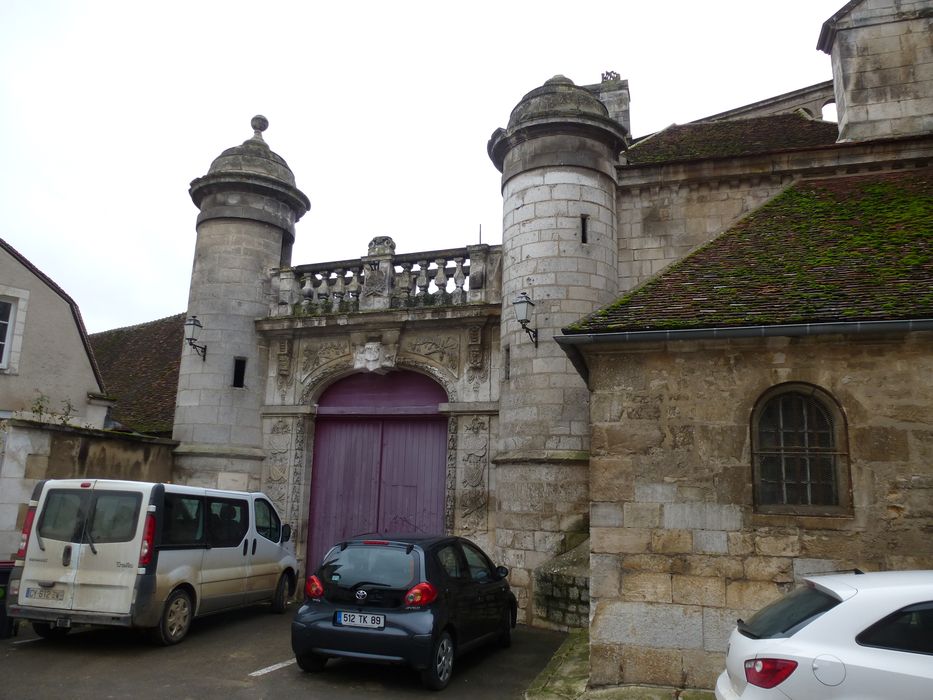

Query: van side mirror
left=496, top=565, right=510, bottom=579
left=282, top=524, right=292, bottom=543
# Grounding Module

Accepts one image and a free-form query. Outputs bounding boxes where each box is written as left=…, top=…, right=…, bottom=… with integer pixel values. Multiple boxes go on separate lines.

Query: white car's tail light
left=744, top=658, right=798, bottom=688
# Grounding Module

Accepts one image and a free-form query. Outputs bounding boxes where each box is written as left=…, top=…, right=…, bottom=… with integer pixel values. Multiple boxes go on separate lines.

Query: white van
left=6, top=479, right=298, bottom=644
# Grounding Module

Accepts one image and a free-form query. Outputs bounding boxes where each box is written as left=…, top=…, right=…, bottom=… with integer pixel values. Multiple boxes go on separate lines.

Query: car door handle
left=62, top=544, right=72, bottom=567
left=251, top=538, right=257, bottom=555
left=242, top=539, right=248, bottom=556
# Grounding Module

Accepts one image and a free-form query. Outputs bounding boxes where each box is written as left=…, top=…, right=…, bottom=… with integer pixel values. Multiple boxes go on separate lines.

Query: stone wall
left=584, top=331, right=933, bottom=690
left=494, top=460, right=590, bottom=621
left=616, top=174, right=790, bottom=294
left=829, top=0, right=933, bottom=141
left=533, top=538, right=590, bottom=629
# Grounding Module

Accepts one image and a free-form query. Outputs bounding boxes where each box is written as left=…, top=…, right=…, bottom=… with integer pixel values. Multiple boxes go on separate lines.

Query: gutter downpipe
left=555, top=319, right=933, bottom=386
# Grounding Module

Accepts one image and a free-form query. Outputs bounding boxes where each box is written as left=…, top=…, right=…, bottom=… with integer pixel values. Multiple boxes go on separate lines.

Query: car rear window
left=38, top=489, right=141, bottom=544
left=739, top=584, right=840, bottom=639
left=319, top=544, right=420, bottom=590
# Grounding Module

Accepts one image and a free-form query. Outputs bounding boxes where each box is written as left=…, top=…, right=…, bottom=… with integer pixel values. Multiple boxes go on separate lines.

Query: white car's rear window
left=739, top=585, right=839, bottom=639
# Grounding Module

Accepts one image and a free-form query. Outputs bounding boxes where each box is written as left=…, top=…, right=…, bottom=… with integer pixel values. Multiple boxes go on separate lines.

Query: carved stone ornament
left=353, top=340, right=398, bottom=373
left=367, top=236, right=396, bottom=256
left=407, top=335, right=460, bottom=373
left=301, top=340, right=349, bottom=378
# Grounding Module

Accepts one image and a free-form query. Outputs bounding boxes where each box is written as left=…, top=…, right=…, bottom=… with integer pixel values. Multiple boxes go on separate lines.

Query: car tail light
left=16, top=506, right=36, bottom=559
left=138, top=513, right=156, bottom=566
left=744, top=658, right=798, bottom=688
left=305, top=574, right=324, bottom=599
left=405, top=582, right=438, bottom=607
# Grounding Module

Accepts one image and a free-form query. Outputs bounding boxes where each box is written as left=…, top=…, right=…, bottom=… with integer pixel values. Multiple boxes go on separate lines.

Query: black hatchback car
left=291, top=535, right=517, bottom=690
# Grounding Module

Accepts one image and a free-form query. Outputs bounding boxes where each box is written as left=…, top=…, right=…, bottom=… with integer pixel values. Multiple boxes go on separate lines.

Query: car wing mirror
left=282, top=524, right=292, bottom=543
left=496, top=565, right=510, bottom=579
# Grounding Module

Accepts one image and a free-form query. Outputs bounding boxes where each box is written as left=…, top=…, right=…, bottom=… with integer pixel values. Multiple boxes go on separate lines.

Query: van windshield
left=38, top=489, right=142, bottom=544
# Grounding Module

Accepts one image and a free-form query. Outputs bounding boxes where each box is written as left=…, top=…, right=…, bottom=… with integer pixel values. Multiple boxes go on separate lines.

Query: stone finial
left=368, top=236, right=396, bottom=256
left=601, top=70, right=620, bottom=83
left=251, top=115, right=269, bottom=139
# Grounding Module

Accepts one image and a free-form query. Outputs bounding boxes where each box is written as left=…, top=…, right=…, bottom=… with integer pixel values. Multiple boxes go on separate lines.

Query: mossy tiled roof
left=90, top=314, right=184, bottom=436
left=625, top=113, right=839, bottom=165
left=566, top=170, right=933, bottom=334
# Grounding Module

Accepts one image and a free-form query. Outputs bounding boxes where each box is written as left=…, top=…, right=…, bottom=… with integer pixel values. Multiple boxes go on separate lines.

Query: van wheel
left=271, top=573, right=289, bottom=614
left=32, top=622, right=69, bottom=640
left=420, top=631, right=454, bottom=690
left=150, top=588, right=192, bottom=645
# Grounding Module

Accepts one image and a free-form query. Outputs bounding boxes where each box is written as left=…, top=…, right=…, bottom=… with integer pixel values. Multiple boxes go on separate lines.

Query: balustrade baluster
left=332, top=269, right=345, bottom=304
left=453, top=257, right=466, bottom=304
left=434, top=258, right=448, bottom=293
left=397, top=263, right=413, bottom=303
left=416, top=260, right=430, bottom=300
left=346, top=267, right=361, bottom=303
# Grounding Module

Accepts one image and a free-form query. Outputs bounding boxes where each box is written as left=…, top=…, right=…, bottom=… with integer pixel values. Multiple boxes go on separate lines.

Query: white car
left=715, top=570, right=933, bottom=699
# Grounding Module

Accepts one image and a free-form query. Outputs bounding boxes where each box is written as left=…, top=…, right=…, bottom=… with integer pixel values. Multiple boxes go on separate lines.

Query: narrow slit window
left=233, top=357, right=247, bottom=388
left=581, top=215, right=589, bottom=244
left=504, top=345, right=510, bottom=381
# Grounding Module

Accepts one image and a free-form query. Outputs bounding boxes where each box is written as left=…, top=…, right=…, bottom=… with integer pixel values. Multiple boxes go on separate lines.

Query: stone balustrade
left=273, top=236, right=501, bottom=316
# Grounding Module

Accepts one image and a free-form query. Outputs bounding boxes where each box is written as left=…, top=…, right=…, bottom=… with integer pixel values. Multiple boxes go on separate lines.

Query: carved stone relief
left=300, top=339, right=350, bottom=381
left=276, top=338, right=293, bottom=400
left=466, top=325, right=488, bottom=391
left=458, top=415, right=489, bottom=533
left=405, top=334, right=460, bottom=374
left=445, top=417, right=457, bottom=534
left=263, top=418, right=292, bottom=518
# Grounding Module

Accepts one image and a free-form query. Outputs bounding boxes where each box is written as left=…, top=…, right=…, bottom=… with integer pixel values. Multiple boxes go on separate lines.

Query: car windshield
left=319, top=543, right=419, bottom=589
left=739, top=584, right=840, bottom=639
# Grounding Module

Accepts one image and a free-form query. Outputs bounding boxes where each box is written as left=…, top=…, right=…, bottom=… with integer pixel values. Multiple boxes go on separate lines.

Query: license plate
left=335, top=611, right=385, bottom=629
left=25, top=587, right=65, bottom=601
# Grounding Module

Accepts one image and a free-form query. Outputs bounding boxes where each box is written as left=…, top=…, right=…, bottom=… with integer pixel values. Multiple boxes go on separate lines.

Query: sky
left=0, top=0, right=846, bottom=334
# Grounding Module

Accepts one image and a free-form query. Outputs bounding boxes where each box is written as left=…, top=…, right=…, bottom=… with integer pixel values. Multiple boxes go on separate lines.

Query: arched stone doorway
left=306, top=370, right=448, bottom=567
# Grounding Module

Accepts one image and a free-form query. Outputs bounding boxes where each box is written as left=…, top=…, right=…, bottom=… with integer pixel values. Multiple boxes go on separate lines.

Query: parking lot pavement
left=1, top=606, right=566, bottom=699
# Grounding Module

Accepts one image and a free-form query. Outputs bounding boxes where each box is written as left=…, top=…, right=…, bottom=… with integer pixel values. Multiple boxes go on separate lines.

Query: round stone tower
left=487, top=76, right=627, bottom=617
left=174, top=116, right=309, bottom=489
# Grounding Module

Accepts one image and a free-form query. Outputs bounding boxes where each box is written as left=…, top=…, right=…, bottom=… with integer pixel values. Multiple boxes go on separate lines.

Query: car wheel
left=150, top=588, right=193, bottom=645
left=295, top=652, right=327, bottom=672
left=421, top=631, right=454, bottom=690
left=498, top=609, right=512, bottom=649
left=271, top=573, right=290, bottom=613
left=32, top=622, right=70, bottom=640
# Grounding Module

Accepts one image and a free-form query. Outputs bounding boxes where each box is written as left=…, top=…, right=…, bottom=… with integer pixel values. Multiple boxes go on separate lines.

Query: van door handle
left=62, top=545, right=72, bottom=567
left=242, top=539, right=248, bottom=556
left=251, top=539, right=257, bottom=555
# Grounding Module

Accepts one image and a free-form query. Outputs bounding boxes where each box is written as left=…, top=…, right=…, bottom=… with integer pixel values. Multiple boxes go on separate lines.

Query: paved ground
left=1, top=606, right=566, bottom=699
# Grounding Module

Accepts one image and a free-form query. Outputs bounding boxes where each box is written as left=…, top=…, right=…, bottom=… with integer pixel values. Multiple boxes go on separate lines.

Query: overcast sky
left=1, top=0, right=845, bottom=334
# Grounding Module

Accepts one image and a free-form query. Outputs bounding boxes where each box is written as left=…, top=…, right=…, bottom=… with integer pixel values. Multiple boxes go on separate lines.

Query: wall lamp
left=184, top=315, right=207, bottom=360
left=512, top=291, right=538, bottom=347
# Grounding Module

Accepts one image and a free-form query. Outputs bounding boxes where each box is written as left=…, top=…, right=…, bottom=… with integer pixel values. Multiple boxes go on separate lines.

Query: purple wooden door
left=307, top=372, right=447, bottom=569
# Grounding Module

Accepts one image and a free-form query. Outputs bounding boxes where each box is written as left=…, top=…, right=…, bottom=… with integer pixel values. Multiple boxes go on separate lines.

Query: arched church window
left=751, top=383, right=851, bottom=515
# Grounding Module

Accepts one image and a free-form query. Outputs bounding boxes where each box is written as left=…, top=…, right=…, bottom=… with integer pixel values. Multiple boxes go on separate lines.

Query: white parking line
left=249, top=659, right=297, bottom=677
left=11, top=638, right=42, bottom=645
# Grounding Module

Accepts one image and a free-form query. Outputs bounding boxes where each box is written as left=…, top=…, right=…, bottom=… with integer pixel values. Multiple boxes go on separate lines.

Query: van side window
left=88, top=492, right=141, bottom=543
left=163, top=494, right=205, bottom=546
left=254, top=499, right=281, bottom=543
left=207, top=498, right=249, bottom=547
